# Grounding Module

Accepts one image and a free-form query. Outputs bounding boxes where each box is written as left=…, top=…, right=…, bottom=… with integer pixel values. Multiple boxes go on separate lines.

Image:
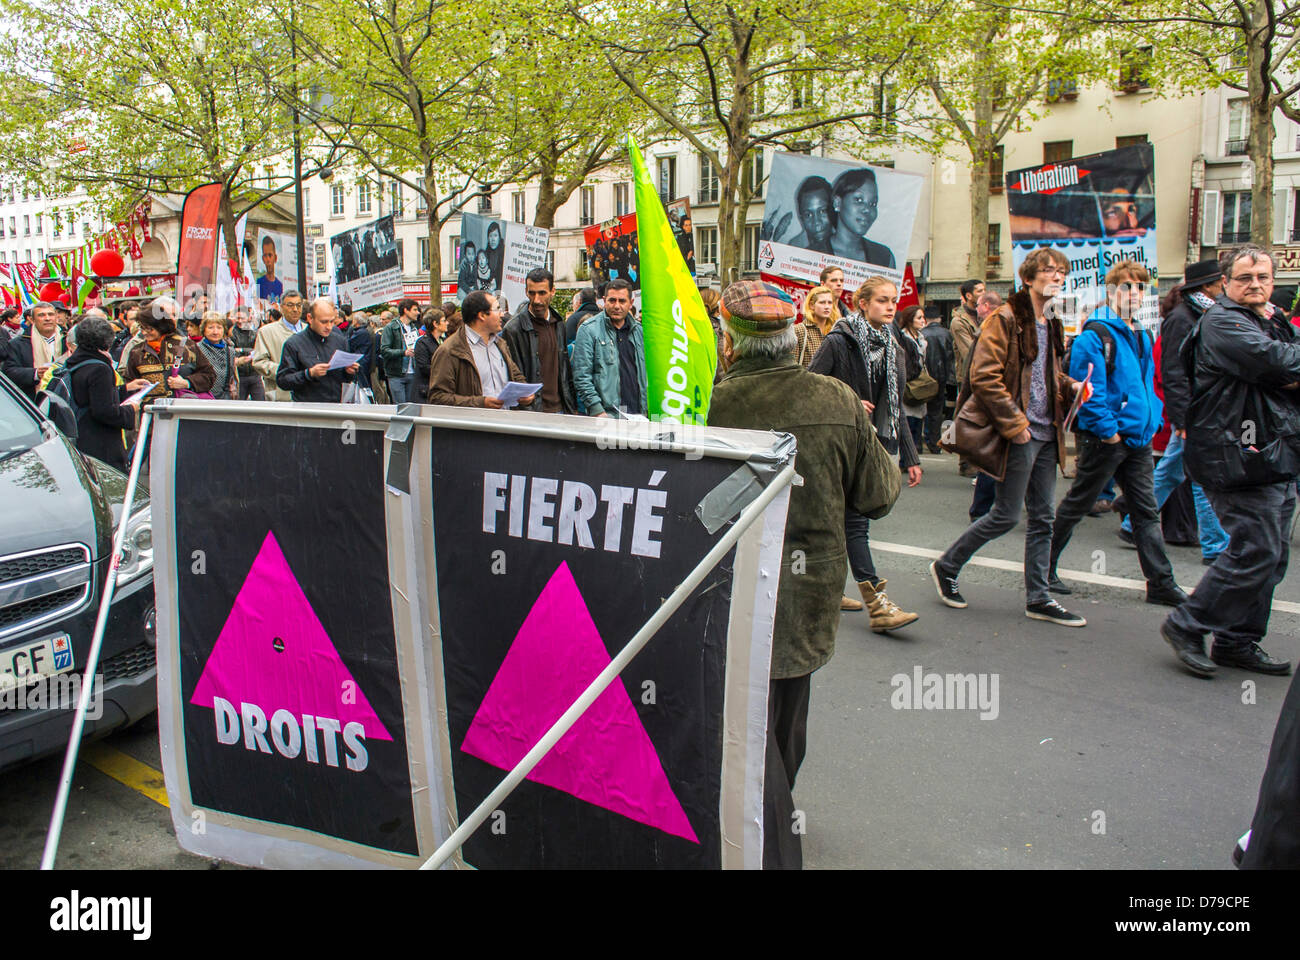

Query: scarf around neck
left=846, top=313, right=900, bottom=439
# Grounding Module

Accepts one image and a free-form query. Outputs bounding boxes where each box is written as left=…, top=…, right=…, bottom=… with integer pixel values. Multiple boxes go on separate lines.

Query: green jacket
left=708, top=355, right=900, bottom=679
left=378, top=318, right=417, bottom=379
left=570, top=311, right=648, bottom=417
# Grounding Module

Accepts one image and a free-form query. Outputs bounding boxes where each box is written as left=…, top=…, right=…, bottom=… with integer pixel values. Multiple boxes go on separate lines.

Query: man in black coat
left=1162, top=245, right=1300, bottom=678
left=276, top=299, right=359, bottom=403
left=920, top=308, right=953, bottom=453
left=502, top=268, right=575, bottom=414
left=3, top=302, right=64, bottom=402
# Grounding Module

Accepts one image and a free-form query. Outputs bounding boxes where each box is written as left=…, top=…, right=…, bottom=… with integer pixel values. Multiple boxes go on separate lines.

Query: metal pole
left=41, top=409, right=152, bottom=869
left=419, top=459, right=796, bottom=870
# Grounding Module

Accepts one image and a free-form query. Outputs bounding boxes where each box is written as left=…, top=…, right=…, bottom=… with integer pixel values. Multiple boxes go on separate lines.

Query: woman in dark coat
left=67, top=317, right=152, bottom=471
left=413, top=307, right=448, bottom=401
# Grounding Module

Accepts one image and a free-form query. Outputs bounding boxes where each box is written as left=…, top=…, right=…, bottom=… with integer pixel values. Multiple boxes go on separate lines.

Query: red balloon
left=39, top=282, right=64, bottom=302
left=56, top=292, right=71, bottom=306
left=123, top=286, right=141, bottom=297
left=90, top=248, right=126, bottom=278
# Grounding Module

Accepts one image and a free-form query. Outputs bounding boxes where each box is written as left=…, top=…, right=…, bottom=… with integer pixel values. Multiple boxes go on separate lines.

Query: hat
left=719, top=281, right=795, bottom=338
left=1183, top=259, right=1223, bottom=290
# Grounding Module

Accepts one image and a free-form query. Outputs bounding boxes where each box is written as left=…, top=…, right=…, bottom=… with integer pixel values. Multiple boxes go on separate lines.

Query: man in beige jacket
left=250, top=291, right=305, bottom=401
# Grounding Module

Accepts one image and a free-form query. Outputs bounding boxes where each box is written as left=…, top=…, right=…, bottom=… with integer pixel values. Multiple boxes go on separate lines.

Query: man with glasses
left=1162, top=245, right=1300, bottom=678
left=1045, top=260, right=1184, bottom=607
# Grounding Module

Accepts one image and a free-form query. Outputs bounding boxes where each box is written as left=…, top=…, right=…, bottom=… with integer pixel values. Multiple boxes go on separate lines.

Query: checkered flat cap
left=719, top=281, right=795, bottom=337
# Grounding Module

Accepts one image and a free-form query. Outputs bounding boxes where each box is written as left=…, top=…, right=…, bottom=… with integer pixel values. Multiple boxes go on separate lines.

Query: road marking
left=871, top=539, right=1300, bottom=615
left=83, top=742, right=169, bottom=808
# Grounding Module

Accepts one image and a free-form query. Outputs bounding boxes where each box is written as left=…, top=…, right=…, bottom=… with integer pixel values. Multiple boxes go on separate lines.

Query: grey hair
left=721, top=316, right=798, bottom=361
left=1223, top=243, right=1273, bottom=277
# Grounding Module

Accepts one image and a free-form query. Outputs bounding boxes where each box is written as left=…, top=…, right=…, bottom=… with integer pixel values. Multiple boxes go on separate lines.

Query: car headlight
left=115, top=505, right=153, bottom=586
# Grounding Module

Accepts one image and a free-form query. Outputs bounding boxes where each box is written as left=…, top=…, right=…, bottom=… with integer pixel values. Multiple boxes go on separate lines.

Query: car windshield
left=0, top=382, right=46, bottom=458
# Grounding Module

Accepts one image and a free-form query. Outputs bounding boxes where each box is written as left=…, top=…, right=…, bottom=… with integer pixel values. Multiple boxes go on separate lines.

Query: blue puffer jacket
left=1070, top=306, right=1163, bottom=447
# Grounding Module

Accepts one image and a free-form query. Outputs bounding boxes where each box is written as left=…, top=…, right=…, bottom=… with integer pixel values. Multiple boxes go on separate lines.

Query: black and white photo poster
left=329, top=214, right=402, bottom=309
left=759, top=152, right=922, bottom=288
left=456, top=213, right=549, bottom=310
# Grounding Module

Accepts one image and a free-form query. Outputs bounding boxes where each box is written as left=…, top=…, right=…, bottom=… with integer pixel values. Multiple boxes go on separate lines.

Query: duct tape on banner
left=694, top=432, right=798, bottom=534
left=384, top=407, right=417, bottom=494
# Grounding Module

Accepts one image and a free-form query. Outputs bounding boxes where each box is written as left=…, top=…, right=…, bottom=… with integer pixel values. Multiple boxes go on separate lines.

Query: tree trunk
left=717, top=154, right=741, bottom=285
left=1247, top=0, right=1274, bottom=248
left=425, top=165, right=442, bottom=304
left=534, top=148, right=561, bottom=229
left=219, top=186, right=239, bottom=264
left=966, top=97, right=994, bottom=280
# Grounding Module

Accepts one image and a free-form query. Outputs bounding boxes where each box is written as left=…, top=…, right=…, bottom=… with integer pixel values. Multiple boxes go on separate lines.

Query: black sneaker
left=1026, top=599, right=1086, bottom=626
left=1145, top=583, right=1188, bottom=607
left=930, top=560, right=966, bottom=609
left=1117, top=527, right=1135, bottom=547
left=1047, top=575, right=1073, bottom=595
left=1202, top=554, right=1220, bottom=566
left=1210, top=643, right=1293, bottom=676
left=1160, top=619, right=1216, bottom=678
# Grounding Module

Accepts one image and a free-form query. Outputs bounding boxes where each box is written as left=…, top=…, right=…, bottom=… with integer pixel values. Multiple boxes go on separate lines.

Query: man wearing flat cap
left=708, top=280, right=900, bottom=869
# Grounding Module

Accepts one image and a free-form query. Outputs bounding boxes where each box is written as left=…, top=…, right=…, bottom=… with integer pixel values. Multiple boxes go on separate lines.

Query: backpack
left=1065, top=320, right=1117, bottom=380
left=40, top=359, right=99, bottom=439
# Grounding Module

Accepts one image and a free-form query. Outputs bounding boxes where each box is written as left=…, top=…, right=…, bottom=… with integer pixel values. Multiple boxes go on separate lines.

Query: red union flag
left=897, top=263, right=919, bottom=310
left=176, top=183, right=223, bottom=305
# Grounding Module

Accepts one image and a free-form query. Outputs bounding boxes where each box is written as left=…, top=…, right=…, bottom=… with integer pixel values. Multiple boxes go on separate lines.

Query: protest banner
left=151, top=402, right=793, bottom=869
left=760, top=152, right=922, bottom=290
left=329, top=215, right=402, bottom=309
left=456, top=213, right=549, bottom=309
left=252, top=227, right=299, bottom=304
left=584, top=213, right=640, bottom=291
left=1005, top=142, right=1159, bottom=335
left=630, top=139, right=716, bottom=424
left=666, top=197, right=695, bottom=277
left=175, top=183, right=223, bottom=310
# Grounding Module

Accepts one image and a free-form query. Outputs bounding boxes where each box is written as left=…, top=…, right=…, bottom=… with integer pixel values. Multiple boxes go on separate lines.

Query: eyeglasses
left=1228, top=273, right=1273, bottom=285
left=1040, top=266, right=1068, bottom=277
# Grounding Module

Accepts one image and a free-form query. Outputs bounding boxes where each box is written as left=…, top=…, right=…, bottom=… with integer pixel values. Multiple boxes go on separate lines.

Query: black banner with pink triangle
left=432, top=429, right=738, bottom=868
left=173, top=419, right=417, bottom=855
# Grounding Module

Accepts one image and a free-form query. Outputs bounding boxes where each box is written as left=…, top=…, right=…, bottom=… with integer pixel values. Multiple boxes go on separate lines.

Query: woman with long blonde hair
left=795, top=285, right=836, bottom=367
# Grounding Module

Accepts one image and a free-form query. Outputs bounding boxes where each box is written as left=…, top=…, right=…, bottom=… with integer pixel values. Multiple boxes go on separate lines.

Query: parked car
left=0, top=370, right=155, bottom=773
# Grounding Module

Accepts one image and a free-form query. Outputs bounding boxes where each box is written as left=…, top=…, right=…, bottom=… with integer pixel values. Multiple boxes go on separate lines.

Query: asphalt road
left=2, top=450, right=1296, bottom=870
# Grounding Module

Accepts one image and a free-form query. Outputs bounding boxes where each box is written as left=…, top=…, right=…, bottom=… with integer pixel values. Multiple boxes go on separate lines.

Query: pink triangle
left=461, top=562, right=698, bottom=843
left=190, top=531, right=392, bottom=741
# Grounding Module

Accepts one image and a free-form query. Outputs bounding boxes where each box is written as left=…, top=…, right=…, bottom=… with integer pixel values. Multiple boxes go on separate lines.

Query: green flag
left=629, top=136, right=716, bottom=425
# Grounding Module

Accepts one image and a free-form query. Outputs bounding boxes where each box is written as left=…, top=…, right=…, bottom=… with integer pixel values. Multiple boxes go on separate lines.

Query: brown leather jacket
left=968, top=286, right=1076, bottom=472
left=427, top=323, right=524, bottom=406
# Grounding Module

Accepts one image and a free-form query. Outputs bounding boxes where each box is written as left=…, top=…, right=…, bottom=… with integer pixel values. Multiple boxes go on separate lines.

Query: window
left=753, top=78, right=766, bottom=114
left=477, top=187, right=492, bottom=214
left=789, top=140, right=813, bottom=155
left=1293, top=189, right=1300, bottom=242
left=742, top=224, right=761, bottom=272
left=330, top=184, right=344, bottom=217
left=357, top=179, right=372, bottom=215
left=34, top=213, right=41, bottom=233
left=791, top=72, right=815, bottom=110
left=36, top=248, right=42, bottom=262
left=1045, top=74, right=1078, bottom=102
left=449, top=235, right=460, bottom=270
left=614, top=182, right=630, bottom=217
left=1043, top=140, right=1073, bottom=164
left=989, top=145, right=1005, bottom=193
left=870, top=81, right=897, bottom=135
left=1119, top=47, right=1152, bottom=90
left=698, top=157, right=719, bottom=204
left=580, top=185, right=596, bottom=226
left=0, top=222, right=5, bottom=239
left=81, top=222, right=89, bottom=237
left=512, top=191, right=526, bottom=223
left=419, top=237, right=430, bottom=272
left=657, top=156, right=677, bottom=204
left=23, top=215, right=29, bottom=235
left=263, top=165, right=275, bottom=187
left=1116, top=134, right=1148, bottom=149
left=1220, top=191, right=1251, bottom=244
left=988, top=223, right=1002, bottom=256
left=745, top=150, right=765, bottom=199
left=51, top=212, right=60, bottom=238
left=1226, top=99, right=1248, bottom=154
left=697, top=226, right=718, bottom=265
left=24, top=249, right=31, bottom=262
left=578, top=249, right=588, bottom=272
left=8, top=217, right=15, bottom=235
left=0, top=253, right=5, bottom=264
left=390, top=181, right=402, bottom=218
left=416, top=178, right=428, bottom=216
left=395, top=239, right=404, bottom=270
left=67, top=220, right=74, bottom=236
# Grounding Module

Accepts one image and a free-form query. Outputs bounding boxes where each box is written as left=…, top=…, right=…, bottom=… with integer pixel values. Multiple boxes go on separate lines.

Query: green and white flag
left=629, top=136, right=716, bottom=425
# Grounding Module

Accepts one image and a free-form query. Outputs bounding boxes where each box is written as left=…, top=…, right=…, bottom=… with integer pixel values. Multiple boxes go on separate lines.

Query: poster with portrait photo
left=759, top=152, right=922, bottom=289
left=666, top=197, right=695, bottom=277
left=253, top=228, right=299, bottom=304
left=1005, top=143, right=1158, bottom=335
left=457, top=212, right=549, bottom=310
left=583, top=213, right=640, bottom=292
left=329, top=214, right=402, bottom=310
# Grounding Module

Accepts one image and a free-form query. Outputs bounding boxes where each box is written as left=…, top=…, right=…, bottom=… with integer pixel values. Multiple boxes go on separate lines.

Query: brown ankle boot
left=841, top=594, right=864, bottom=611
left=858, top=579, right=919, bottom=633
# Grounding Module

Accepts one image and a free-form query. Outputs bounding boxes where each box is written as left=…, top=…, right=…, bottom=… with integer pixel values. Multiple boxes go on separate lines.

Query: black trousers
left=1170, top=481, right=1296, bottom=650
left=970, top=472, right=996, bottom=521
left=924, top=394, right=946, bottom=446
left=763, top=673, right=810, bottom=870
left=1050, top=434, right=1175, bottom=589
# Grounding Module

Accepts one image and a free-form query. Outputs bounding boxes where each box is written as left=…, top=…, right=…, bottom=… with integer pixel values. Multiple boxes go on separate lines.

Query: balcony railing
left=1220, top=230, right=1252, bottom=244
left=1225, top=139, right=1248, bottom=155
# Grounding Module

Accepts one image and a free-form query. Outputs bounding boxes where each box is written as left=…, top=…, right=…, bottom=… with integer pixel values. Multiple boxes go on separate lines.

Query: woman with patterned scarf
left=809, top=276, right=923, bottom=632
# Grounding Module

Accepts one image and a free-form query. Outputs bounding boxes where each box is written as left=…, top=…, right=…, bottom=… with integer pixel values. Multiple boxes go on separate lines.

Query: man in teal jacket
left=1047, top=260, right=1184, bottom=607
left=570, top=279, right=647, bottom=418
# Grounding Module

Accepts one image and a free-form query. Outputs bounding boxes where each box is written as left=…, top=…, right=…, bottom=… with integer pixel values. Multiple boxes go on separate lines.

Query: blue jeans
left=1120, top=432, right=1229, bottom=558
left=388, top=374, right=415, bottom=404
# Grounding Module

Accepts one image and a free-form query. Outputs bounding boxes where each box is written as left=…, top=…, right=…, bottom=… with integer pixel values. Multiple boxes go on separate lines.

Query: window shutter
left=1201, top=190, right=1220, bottom=247
left=1272, top=187, right=1289, bottom=244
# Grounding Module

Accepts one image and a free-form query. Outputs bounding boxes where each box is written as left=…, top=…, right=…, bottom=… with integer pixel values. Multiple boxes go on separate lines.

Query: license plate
left=0, top=633, right=74, bottom=691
